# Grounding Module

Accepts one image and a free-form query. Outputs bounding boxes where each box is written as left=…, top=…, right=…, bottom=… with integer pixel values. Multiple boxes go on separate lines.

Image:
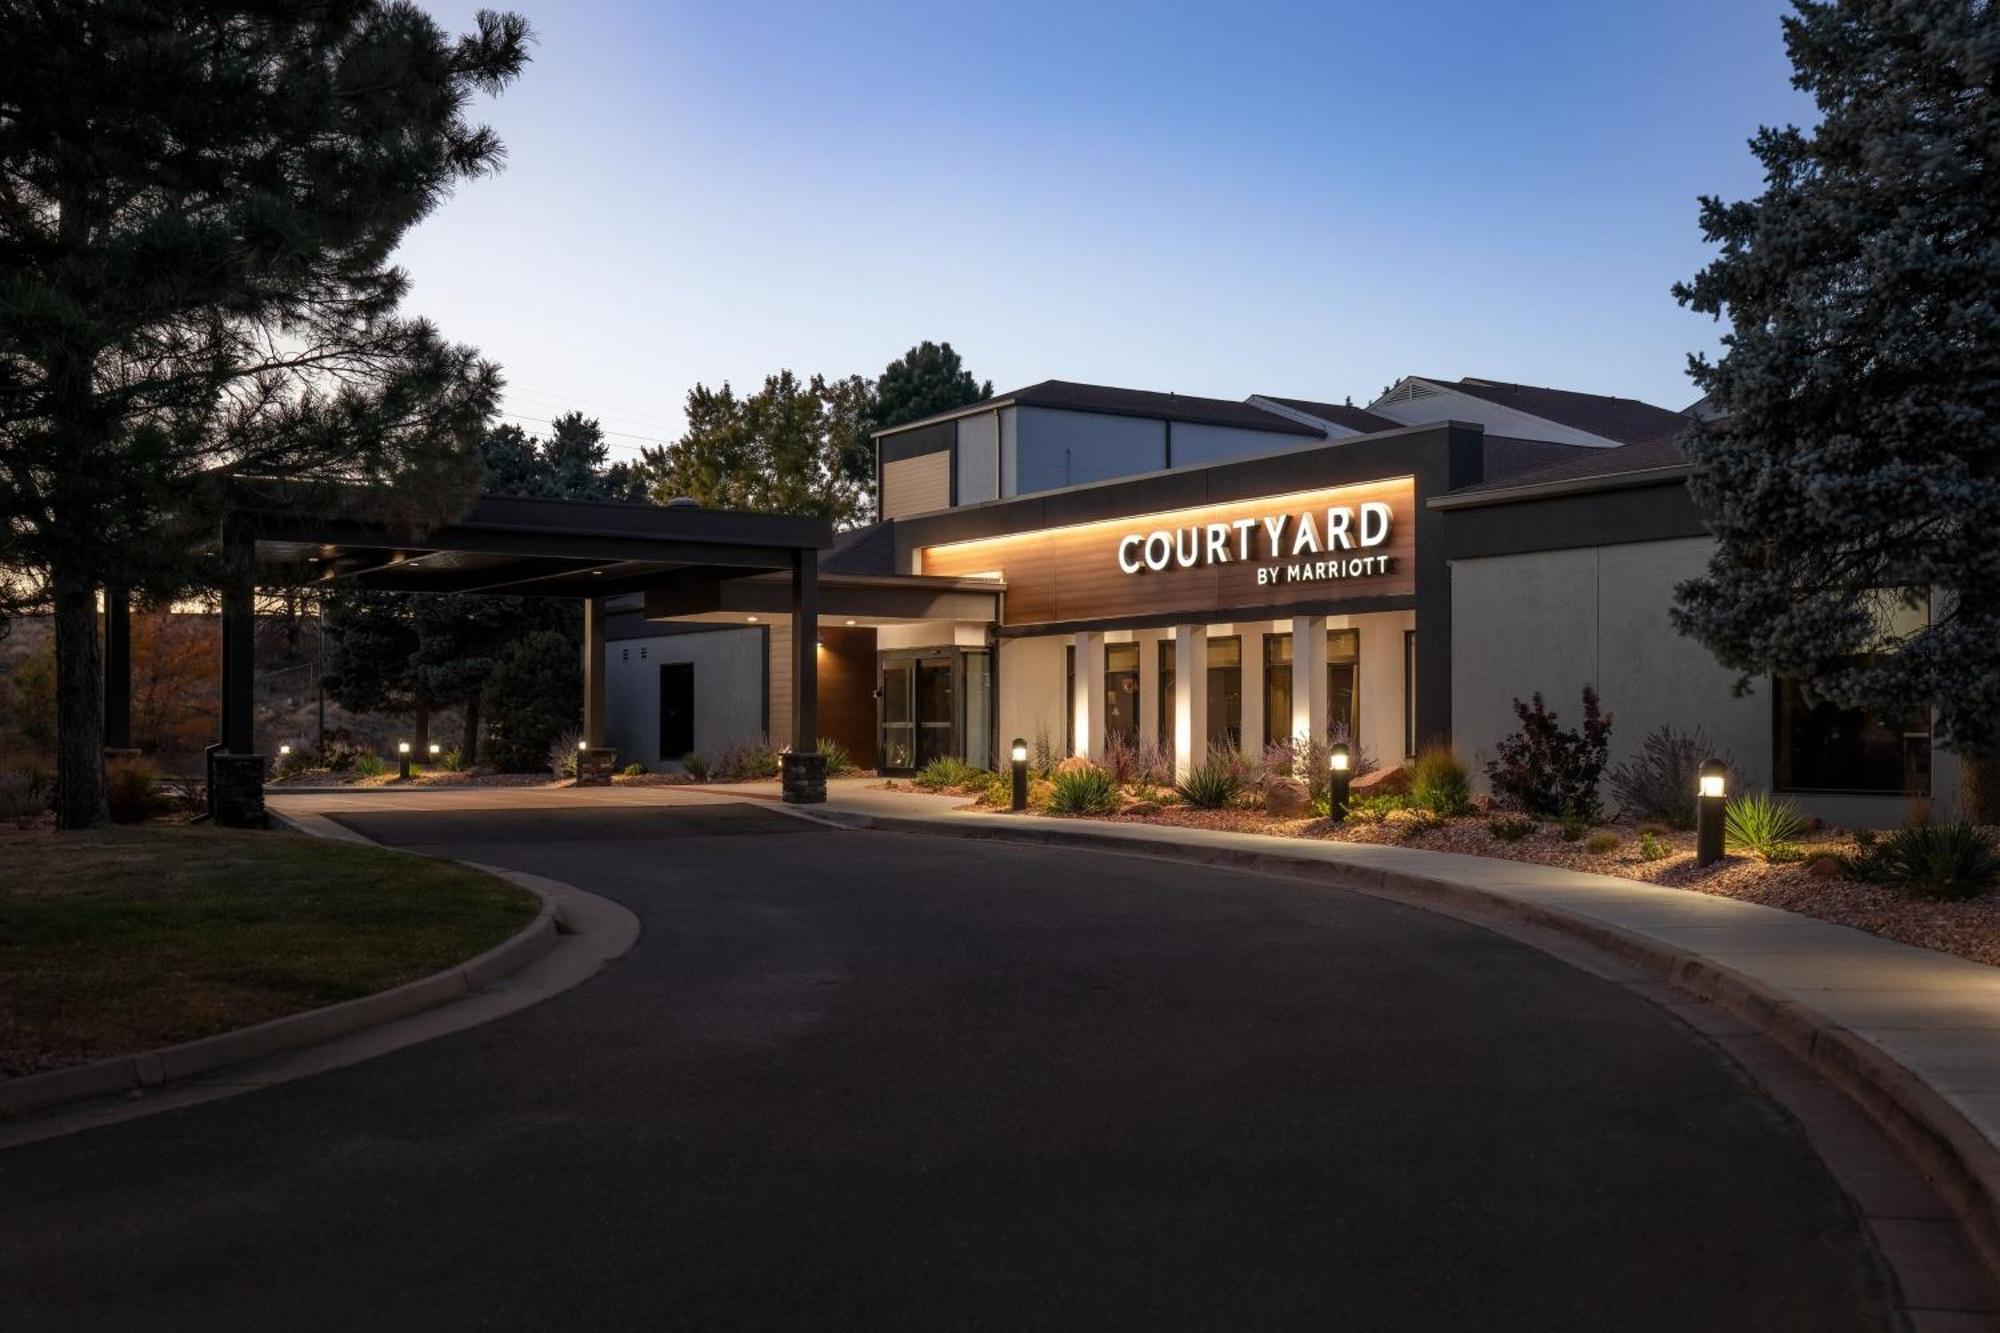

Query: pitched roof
left=1256, top=396, right=1404, bottom=434
left=878, top=379, right=1323, bottom=438
left=1416, top=376, right=1690, bottom=445
left=819, top=521, right=898, bottom=575
left=1442, top=428, right=1690, bottom=500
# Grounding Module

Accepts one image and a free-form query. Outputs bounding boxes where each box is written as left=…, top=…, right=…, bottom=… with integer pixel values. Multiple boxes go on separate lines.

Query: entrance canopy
left=204, top=478, right=836, bottom=797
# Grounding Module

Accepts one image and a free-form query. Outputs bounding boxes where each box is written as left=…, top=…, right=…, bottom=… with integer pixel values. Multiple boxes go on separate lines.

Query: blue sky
left=399, top=1, right=1812, bottom=457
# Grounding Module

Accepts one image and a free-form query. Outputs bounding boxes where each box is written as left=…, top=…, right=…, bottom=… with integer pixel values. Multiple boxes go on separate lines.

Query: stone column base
left=781, top=751, right=828, bottom=804
left=576, top=747, right=618, bottom=787
left=211, top=753, right=267, bottom=828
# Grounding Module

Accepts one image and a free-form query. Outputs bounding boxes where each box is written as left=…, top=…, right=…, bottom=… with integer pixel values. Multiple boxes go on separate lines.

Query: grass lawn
left=0, top=824, right=539, bottom=1079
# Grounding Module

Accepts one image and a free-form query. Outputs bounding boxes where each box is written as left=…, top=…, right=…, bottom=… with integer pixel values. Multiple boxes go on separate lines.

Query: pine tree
left=0, top=2, right=529, bottom=826
left=1672, top=0, right=2000, bottom=818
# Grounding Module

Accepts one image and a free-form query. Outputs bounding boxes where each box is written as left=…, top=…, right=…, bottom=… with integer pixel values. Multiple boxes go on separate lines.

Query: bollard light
left=279, top=743, right=291, bottom=758
left=1695, top=758, right=1728, bottom=866
left=428, top=742, right=441, bottom=758
left=1329, top=742, right=1352, bottom=820
left=579, top=740, right=588, bottom=751
left=396, top=740, right=412, bottom=782
left=1010, top=737, right=1029, bottom=812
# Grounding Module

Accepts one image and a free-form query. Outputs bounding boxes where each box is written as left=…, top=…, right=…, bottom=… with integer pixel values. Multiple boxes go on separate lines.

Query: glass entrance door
left=881, top=662, right=914, bottom=771
left=915, top=658, right=955, bottom=767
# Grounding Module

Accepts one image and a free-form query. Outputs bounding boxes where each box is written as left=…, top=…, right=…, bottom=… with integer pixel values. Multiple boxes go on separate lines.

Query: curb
left=0, top=867, right=562, bottom=1122
left=828, top=806, right=2000, bottom=1287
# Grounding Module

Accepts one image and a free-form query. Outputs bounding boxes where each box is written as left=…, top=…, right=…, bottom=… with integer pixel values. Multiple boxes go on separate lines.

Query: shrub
left=1488, top=813, right=1537, bottom=841
left=483, top=630, right=584, bottom=773
left=914, top=755, right=984, bottom=791
left=975, top=771, right=1014, bottom=807
left=815, top=739, right=855, bottom=776
left=1046, top=764, right=1119, bottom=815
left=1723, top=792, right=1811, bottom=861
left=1031, top=726, right=1059, bottom=778
left=1853, top=827, right=1879, bottom=851
left=713, top=739, right=781, bottom=782
left=0, top=769, right=49, bottom=827
left=1607, top=725, right=1736, bottom=830
left=1558, top=815, right=1589, bottom=842
left=161, top=773, right=205, bottom=817
left=351, top=751, right=388, bottom=779
left=682, top=751, right=711, bottom=781
left=549, top=728, right=582, bottom=780
left=1343, top=793, right=1410, bottom=825
left=439, top=747, right=469, bottom=773
left=1131, top=738, right=1176, bottom=787
left=1409, top=746, right=1474, bottom=816
left=1856, top=821, right=2000, bottom=900
left=1486, top=686, right=1612, bottom=820
left=105, top=757, right=166, bottom=824
left=622, top=762, right=647, bottom=777
left=1584, top=831, right=1623, bottom=855
left=1390, top=807, right=1444, bottom=840
left=1638, top=831, right=1671, bottom=861
left=1175, top=752, right=1243, bottom=809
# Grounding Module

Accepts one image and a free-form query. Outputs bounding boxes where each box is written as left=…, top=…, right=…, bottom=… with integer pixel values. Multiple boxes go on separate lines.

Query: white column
left=1291, top=615, right=1329, bottom=758
left=1172, top=624, right=1207, bottom=778
left=1072, top=630, right=1105, bottom=761
left=1137, top=631, right=1159, bottom=751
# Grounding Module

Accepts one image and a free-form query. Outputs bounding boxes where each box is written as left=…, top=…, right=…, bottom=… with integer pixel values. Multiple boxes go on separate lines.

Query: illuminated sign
left=1116, top=501, right=1395, bottom=586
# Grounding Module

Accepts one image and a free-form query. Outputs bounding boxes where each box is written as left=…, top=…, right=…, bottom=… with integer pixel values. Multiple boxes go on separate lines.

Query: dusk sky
left=400, top=1, right=1814, bottom=458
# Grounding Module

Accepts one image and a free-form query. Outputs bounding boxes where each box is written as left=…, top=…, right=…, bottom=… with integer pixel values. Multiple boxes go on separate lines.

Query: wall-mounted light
left=747, top=615, right=759, bottom=623
left=845, top=619, right=857, bottom=626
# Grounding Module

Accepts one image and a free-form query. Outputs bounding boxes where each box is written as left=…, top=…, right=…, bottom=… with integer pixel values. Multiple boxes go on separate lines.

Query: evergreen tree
left=873, top=340, right=992, bottom=433
left=0, top=2, right=530, bottom=825
left=1672, top=0, right=2000, bottom=817
left=642, top=372, right=872, bottom=525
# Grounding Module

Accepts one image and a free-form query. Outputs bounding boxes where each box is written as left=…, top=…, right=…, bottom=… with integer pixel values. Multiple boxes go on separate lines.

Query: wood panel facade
left=881, top=452, right=950, bottom=520
left=918, top=477, right=1416, bottom=628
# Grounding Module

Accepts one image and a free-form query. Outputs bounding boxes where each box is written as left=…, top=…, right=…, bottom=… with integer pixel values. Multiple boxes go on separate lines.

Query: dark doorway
left=915, top=657, right=955, bottom=767
left=659, top=662, right=695, bottom=760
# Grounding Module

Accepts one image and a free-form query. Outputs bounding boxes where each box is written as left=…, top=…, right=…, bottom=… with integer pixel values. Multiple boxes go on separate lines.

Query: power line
left=502, top=384, right=686, bottom=429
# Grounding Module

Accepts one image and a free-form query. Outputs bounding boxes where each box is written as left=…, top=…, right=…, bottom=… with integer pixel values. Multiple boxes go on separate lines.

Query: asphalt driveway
left=2, top=802, right=1891, bottom=1330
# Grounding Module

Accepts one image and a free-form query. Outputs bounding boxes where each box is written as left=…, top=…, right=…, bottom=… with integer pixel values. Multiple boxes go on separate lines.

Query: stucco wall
left=603, top=626, right=768, bottom=770
left=1449, top=536, right=1953, bottom=823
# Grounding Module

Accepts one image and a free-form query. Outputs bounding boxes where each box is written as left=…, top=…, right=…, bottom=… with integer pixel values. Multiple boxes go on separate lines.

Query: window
left=1262, top=629, right=1360, bottom=748
left=964, top=650, right=993, bottom=770
left=1775, top=595, right=1931, bottom=796
left=1329, top=629, right=1360, bottom=749
left=1403, top=631, right=1417, bottom=759
left=1776, top=680, right=1930, bottom=796
left=1263, top=635, right=1293, bottom=747
left=1103, top=643, right=1140, bottom=746
left=1207, top=636, right=1242, bottom=751
left=1065, top=644, right=1074, bottom=757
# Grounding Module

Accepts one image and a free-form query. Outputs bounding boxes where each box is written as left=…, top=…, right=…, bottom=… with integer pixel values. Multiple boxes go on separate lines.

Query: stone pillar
left=583, top=596, right=607, bottom=748
left=210, top=753, right=268, bottom=829
left=1172, top=624, right=1207, bottom=778
left=1291, top=614, right=1329, bottom=756
left=1071, top=630, right=1104, bottom=762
